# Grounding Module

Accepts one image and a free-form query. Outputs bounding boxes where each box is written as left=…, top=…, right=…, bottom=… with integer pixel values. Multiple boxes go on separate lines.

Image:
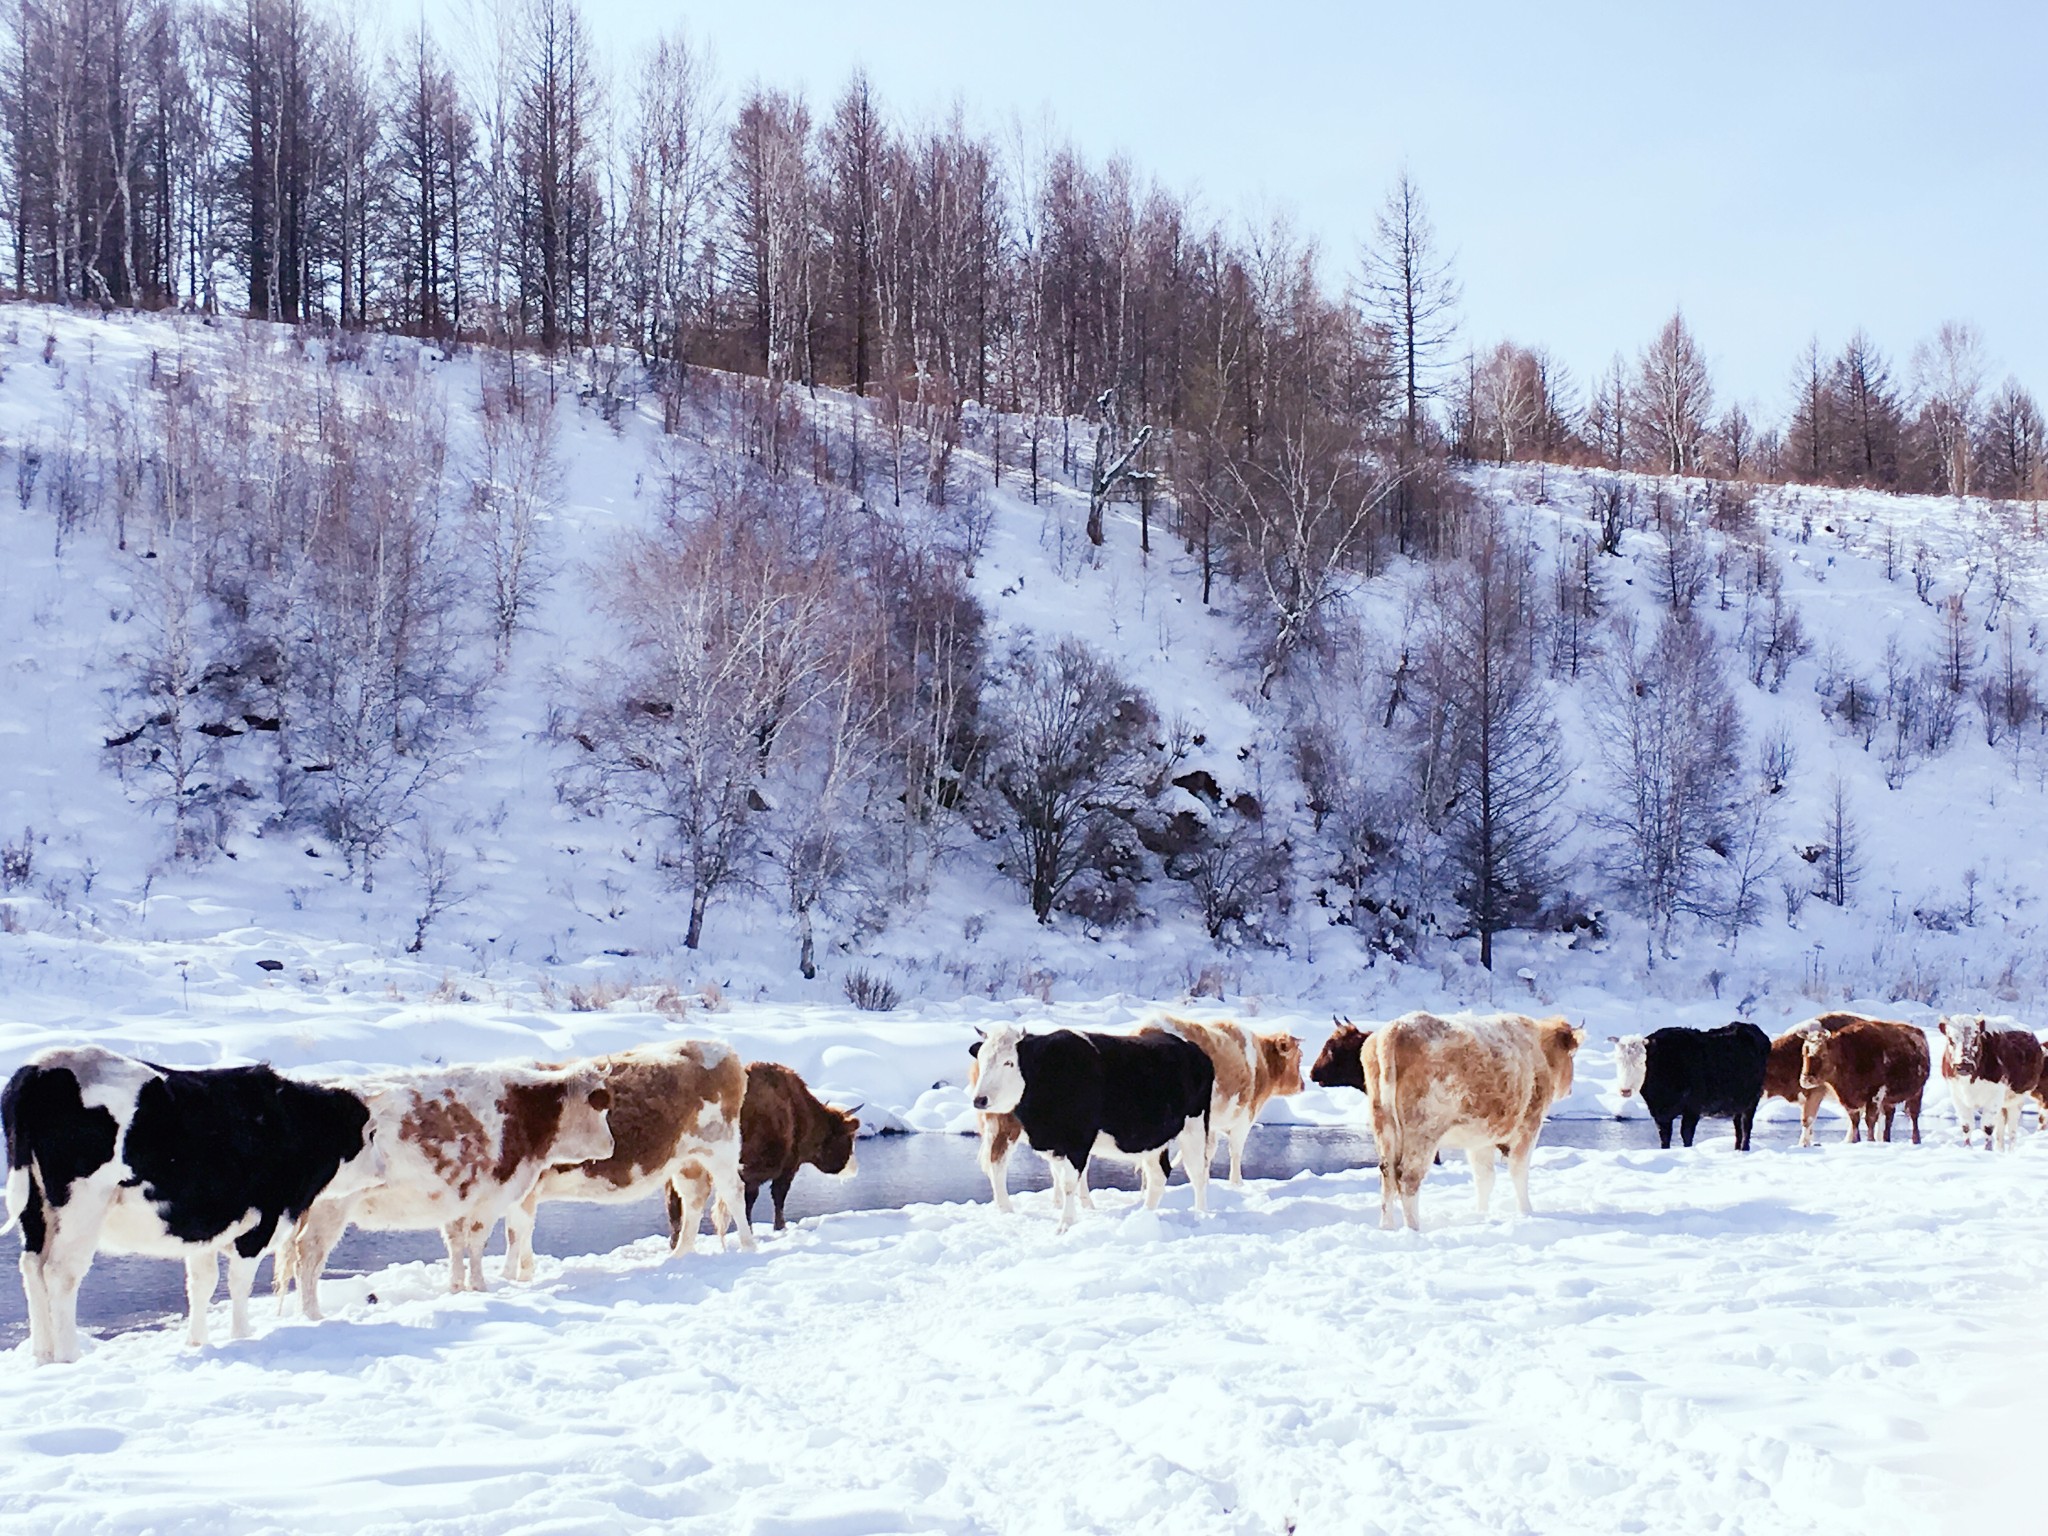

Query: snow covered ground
left=2, top=1129, right=2035, bottom=1534
left=3, top=305, right=2046, bottom=1531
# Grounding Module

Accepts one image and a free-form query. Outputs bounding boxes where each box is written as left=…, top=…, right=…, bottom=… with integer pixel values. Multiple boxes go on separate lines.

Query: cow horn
left=843, top=1101, right=864, bottom=1116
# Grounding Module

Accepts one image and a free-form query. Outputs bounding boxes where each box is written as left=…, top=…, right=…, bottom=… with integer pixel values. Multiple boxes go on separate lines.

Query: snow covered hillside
left=1, top=303, right=2047, bottom=1075
left=5, top=305, right=2048, bottom=1533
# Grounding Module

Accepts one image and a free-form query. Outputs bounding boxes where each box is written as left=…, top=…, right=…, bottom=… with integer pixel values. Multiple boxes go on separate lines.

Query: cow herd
left=1, top=1006, right=2039, bottom=1366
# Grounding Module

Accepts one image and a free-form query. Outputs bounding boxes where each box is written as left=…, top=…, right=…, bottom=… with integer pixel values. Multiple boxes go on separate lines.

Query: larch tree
left=1630, top=310, right=1714, bottom=475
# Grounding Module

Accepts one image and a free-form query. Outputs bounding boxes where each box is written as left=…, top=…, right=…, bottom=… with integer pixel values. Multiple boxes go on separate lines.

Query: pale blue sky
left=451, top=0, right=2047, bottom=416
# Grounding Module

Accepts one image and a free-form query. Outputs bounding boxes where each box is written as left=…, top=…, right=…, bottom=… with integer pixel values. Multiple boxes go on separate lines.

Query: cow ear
left=1605, top=1034, right=1618, bottom=1043
left=1937, top=1019, right=1950, bottom=1036
left=967, top=1040, right=982, bottom=1058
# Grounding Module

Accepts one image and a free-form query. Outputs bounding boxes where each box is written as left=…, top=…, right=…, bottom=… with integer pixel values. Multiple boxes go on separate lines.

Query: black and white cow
left=2, top=1045, right=380, bottom=1364
left=968, top=1024, right=1213, bottom=1230
left=1611, top=1022, right=1771, bottom=1150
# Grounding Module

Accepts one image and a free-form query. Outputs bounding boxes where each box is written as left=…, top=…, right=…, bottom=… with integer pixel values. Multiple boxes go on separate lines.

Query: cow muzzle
left=972, top=1095, right=989, bottom=1110
left=1618, top=1087, right=1633, bottom=1098
left=1799, top=1074, right=1821, bottom=1092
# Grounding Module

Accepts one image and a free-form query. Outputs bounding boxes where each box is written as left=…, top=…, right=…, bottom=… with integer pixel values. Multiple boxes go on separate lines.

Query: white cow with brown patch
left=1140, top=1016, right=1305, bottom=1185
left=1361, top=1010, right=1585, bottom=1232
left=280, top=1061, right=614, bottom=1311
left=503, top=1039, right=751, bottom=1279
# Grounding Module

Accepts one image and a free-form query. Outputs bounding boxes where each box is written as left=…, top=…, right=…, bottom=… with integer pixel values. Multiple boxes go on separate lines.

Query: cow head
left=816, top=1101, right=861, bottom=1177
left=554, top=1071, right=616, bottom=1164
left=1259, top=1032, right=1307, bottom=1097
left=1541, top=1018, right=1586, bottom=1098
left=1938, top=1014, right=1987, bottom=1079
left=1798, top=1029, right=1834, bottom=1092
left=970, top=1023, right=1027, bottom=1114
left=1310, top=1021, right=1370, bottom=1091
left=1611, top=1035, right=1648, bottom=1099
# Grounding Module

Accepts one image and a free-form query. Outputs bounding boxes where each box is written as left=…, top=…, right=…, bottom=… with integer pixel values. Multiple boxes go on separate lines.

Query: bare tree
left=1816, top=772, right=1861, bottom=907
left=1912, top=320, right=1986, bottom=497
left=1591, top=613, right=1743, bottom=956
left=1630, top=311, right=1714, bottom=474
left=1360, top=171, right=1459, bottom=551
left=984, top=637, right=1156, bottom=923
left=465, top=384, right=560, bottom=658
left=1410, top=512, right=1569, bottom=968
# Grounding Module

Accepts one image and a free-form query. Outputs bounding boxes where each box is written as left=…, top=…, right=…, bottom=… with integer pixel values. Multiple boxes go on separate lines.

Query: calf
left=969, top=1024, right=1212, bottom=1231
left=1141, top=1016, right=1304, bottom=1185
left=503, top=1040, right=750, bottom=1282
left=1938, top=1015, right=2044, bottom=1150
left=2, top=1046, right=377, bottom=1364
left=666, top=1061, right=859, bottom=1243
left=1795, top=1013, right=1929, bottom=1146
left=1362, top=1011, right=1584, bottom=1232
left=1611, top=1022, right=1770, bottom=1150
left=283, top=1061, right=612, bottom=1310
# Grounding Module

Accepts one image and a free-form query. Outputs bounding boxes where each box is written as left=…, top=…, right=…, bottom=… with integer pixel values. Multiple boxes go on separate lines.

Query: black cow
left=2, top=1045, right=380, bottom=1363
left=1611, top=1022, right=1771, bottom=1150
left=969, top=1024, right=1213, bottom=1230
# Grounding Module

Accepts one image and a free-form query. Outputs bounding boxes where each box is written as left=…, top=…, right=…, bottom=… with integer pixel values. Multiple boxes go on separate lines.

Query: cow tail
left=0, top=1166, right=24, bottom=1237
left=1, top=1075, right=27, bottom=1236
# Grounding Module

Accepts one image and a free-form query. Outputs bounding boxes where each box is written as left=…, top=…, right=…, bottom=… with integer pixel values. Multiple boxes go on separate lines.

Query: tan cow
left=1795, top=1012, right=1929, bottom=1146
left=502, top=1039, right=751, bottom=1280
left=280, top=1060, right=614, bottom=1311
left=1361, top=1010, right=1585, bottom=1232
left=1140, top=1016, right=1305, bottom=1185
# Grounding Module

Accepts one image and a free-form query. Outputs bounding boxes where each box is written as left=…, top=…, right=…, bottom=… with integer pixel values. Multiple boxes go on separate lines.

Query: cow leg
left=504, top=1186, right=541, bottom=1283
left=1371, top=1102, right=1403, bottom=1232
left=20, top=1246, right=51, bottom=1365
left=1654, top=1116, right=1674, bottom=1150
left=1227, top=1124, right=1249, bottom=1188
left=184, top=1250, right=218, bottom=1348
left=1798, top=1088, right=1822, bottom=1148
left=290, top=1201, right=351, bottom=1322
left=1507, top=1137, right=1537, bottom=1218
left=1076, top=1165, right=1096, bottom=1210
left=1905, top=1090, right=1923, bottom=1146
left=769, top=1172, right=795, bottom=1231
left=668, top=1169, right=711, bottom=1254
left=1138, top=1154, right=1162, bottom=1209
left=709, top=1153, right=756, bottom=1254
left=1179, top=1120, right=1212, bottom=1215
left=979, top=1131, right=1014, bottom=1214
left=1678, top=1111, right=1699, bottom=1148
left=227, top=1250, right=260, bottom=1341
left=1054, top=1159, right=1085, bottom=1232
left=1468, top=1145, right=1497, bottom=1217
left=1397, top=1144, right=1430, bottom=1232
left=1735, top=1105, right=1756, bottom=1152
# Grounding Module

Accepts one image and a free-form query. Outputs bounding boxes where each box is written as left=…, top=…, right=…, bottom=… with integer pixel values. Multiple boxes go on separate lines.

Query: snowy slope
left=5, top=305, right=2048, bottom=1532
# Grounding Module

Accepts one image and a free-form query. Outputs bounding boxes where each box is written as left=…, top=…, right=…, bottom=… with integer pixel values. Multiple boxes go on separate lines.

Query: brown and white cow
left=1795, top=1013, right=1930, bottom=1146
left=1140, top=1016, right=1305, bottom=1185
left=281, top=1061, right=613, bottom=1312
left=669, top=1061, right=859, bottom=1244
left=1360, top=1011, right=1584, bottom=1232
left=1938, top=1015, right=2043, bottom=1151
left=1762, top=1028, right=1819, bottom=1114
left=502, top=1039, right=750, bottom=1281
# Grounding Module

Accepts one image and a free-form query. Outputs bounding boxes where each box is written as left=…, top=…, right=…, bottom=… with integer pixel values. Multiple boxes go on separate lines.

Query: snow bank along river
left=0, top=1100, right=2033, bottom=1534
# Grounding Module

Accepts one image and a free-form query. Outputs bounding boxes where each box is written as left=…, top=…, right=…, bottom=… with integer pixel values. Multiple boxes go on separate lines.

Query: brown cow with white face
left=1140, top=1016, right=1305, bottom=1186
left=1938, top=1015, right=2043, bottom=1151
left=502, top=1039, right=751, bottom=1279
left=280, top=1061, right=614, bottom=1310
left=1796, top=1013, right=1930, bottom=1146
left=668, top=1062, right=859, bottom=1242
left=1362, top=1011, right=1584, bottom=1232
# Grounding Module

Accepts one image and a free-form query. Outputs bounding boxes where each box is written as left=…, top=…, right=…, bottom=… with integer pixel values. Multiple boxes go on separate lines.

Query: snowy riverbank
left=0, top=1132, right=2033, bottom=1534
